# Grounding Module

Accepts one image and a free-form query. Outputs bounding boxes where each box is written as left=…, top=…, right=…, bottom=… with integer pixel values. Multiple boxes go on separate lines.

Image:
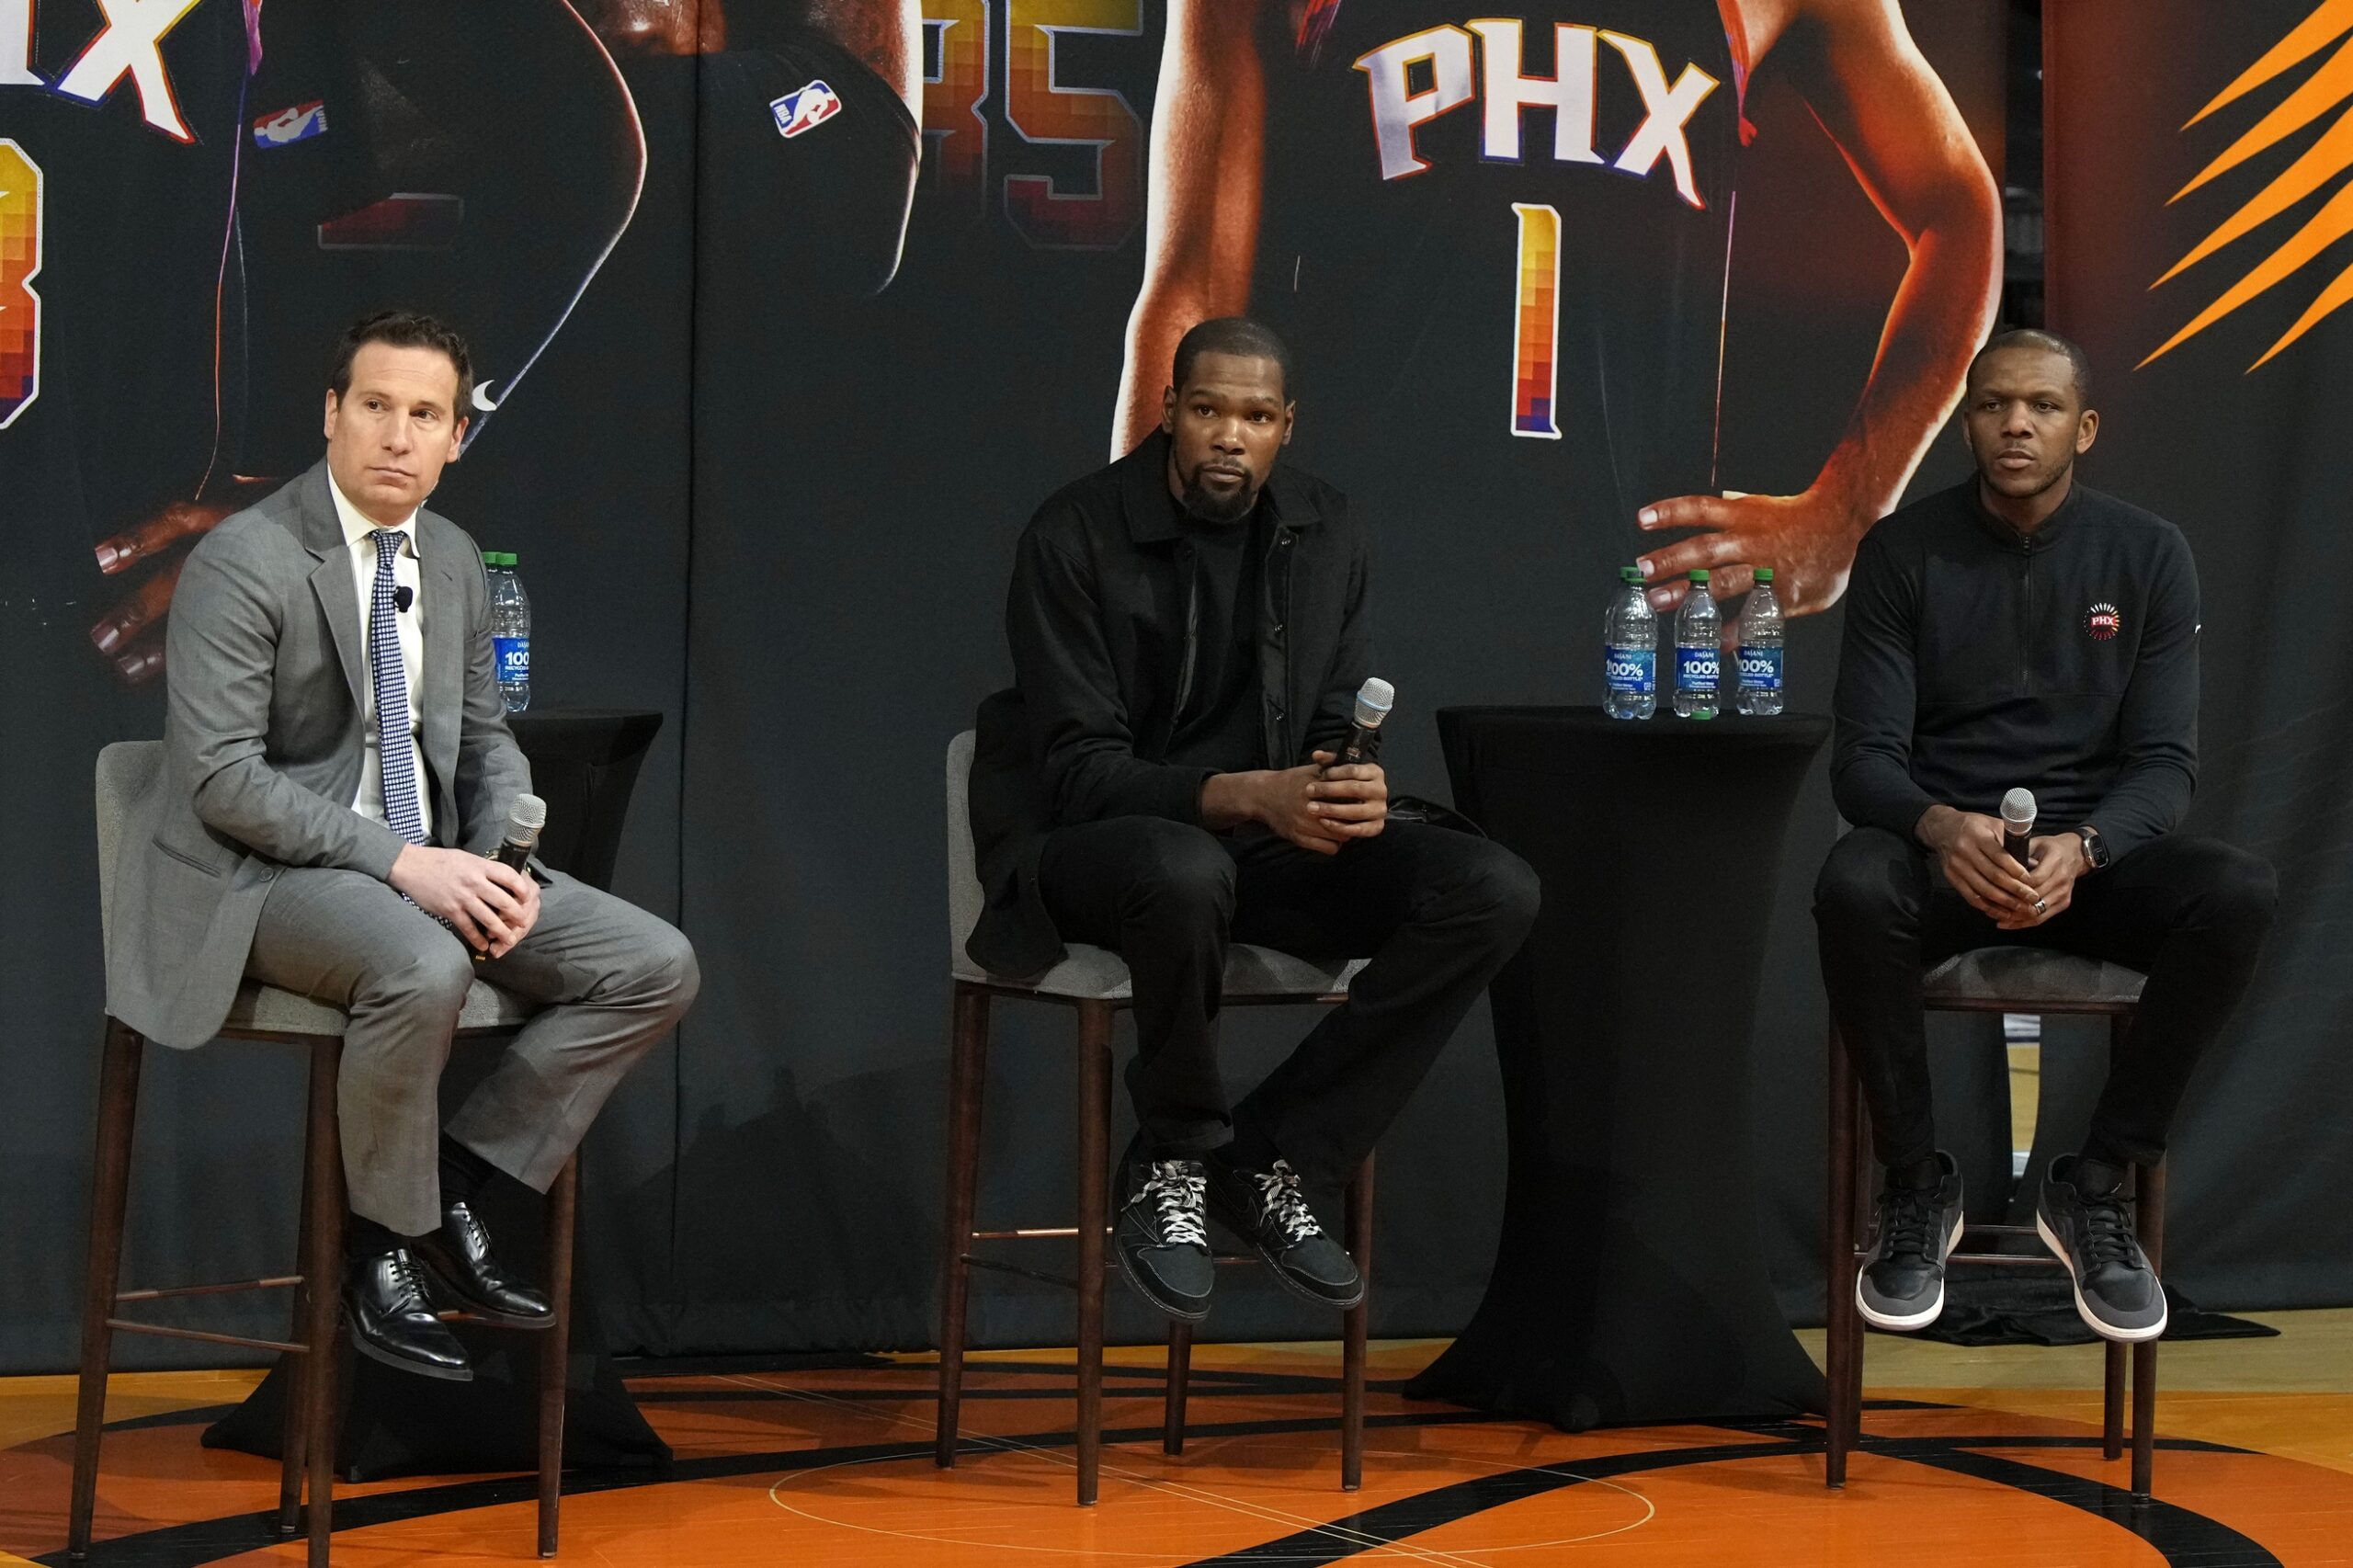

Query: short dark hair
left=330, top=310, right=475, bottom=419
left=1969, top=327, right=2092, bottom=408
left=1171, top=316, right=1294, bottom=400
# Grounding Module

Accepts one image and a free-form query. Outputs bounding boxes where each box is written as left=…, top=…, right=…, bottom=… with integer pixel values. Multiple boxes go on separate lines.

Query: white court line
left=730, top=1369, right=1658, bottom=1562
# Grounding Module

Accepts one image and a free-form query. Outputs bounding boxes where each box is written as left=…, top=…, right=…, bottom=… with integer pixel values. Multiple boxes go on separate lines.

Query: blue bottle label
left=494, top=636, right=530, bottom=683
left=1676, top=646, right=1719, bottom=693
left=1737, top=645, right=1784, bottom=690
left=1604, top=645, right=1655, bottom=694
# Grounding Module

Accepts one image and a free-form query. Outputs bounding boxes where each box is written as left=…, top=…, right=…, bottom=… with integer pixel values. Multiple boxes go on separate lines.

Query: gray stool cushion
left=945, top=732, right=1366, bottom=1000
left=221, top=978, right=540, bottom=1038
left=1923, top=947, right=2146, bottom=1010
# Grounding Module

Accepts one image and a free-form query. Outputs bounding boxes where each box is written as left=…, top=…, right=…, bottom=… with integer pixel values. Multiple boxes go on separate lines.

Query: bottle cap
left=1689, top=569, right=1710, bottom=583
left=1753, top=568, right=1773, bottom=583
left=504, top=552, right=519, bottom=567
left=1620, top=566, right=1643, bottom=583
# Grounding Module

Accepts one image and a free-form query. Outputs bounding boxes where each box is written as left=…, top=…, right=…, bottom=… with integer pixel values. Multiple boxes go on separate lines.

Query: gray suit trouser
left=245, top=867, right=699, bottom=1235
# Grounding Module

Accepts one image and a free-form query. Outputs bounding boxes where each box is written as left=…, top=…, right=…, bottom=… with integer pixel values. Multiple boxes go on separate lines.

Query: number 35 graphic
left=0, top=139, right=40, bottom=429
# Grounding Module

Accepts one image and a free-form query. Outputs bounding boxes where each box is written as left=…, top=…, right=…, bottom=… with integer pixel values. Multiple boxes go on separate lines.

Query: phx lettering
left=1354, top=21, right=1717, bottom=202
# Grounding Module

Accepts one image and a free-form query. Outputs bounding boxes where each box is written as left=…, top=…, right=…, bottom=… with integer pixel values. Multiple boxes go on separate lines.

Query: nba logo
left=253, top=101, right=328, bottom=147
left=770, top=80, right=842, bottom=140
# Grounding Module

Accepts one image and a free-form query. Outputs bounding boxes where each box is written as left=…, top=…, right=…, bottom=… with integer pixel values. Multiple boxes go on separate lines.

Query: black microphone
left=1330, top=677, right=1395, bottom=767
left=474, top=793, right=548, bottom=962
left=392, top=585, right=415, bottom=613
left=2001, top=787, right=2036, bottom=871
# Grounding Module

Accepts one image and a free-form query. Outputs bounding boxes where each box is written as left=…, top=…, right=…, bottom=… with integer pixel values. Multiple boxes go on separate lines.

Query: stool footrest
left=962, top=1256, right=1080, bottom=1291
left=117, top=1276, right=301, bottom=1304
left=105, top=1319, right=308, bottom=1356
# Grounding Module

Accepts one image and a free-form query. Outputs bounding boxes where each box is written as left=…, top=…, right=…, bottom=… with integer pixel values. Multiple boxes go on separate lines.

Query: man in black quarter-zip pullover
left=1816, top=329, right=2276, bottom=1344
left=968, top=318, right=1539, bottom=1324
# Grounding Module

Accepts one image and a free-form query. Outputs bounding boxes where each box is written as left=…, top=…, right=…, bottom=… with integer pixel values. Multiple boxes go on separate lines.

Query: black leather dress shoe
left=346, top=1248, right=473, bottom=1381
left=411, top=1199, right=555, bottom=1328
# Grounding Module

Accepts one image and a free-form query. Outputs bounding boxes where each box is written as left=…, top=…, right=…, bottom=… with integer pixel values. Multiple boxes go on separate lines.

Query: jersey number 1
left=0, top=139, right=40, bottom=429
left=1509, top=202, right=1560, bottom=440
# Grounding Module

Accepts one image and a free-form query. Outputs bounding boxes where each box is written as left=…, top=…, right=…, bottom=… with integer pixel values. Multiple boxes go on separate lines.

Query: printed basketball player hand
left=89, top=483, right=272, bottom=685
left=1633, top=488, right=1870, bottom=619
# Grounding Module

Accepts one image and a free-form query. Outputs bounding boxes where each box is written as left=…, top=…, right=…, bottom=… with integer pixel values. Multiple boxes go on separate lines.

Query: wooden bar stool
left=74, top=740, right=577, bottom=1565
left=934, top=732, right=1376, bottom=1506
left=1824, top=946, right=2159, bottom=1497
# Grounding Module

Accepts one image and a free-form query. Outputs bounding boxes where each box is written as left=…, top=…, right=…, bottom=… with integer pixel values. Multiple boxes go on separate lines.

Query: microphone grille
left=2000, top=788, right=2036, bottom=827
left=1354, top=677, right=1396, bottom=727
left=511, top=792, right=549, bottom=833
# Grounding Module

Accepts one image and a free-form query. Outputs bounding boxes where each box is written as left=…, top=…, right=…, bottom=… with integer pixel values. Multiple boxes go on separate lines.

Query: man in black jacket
left=970, top=318, right=1539, bottom=1323
left=1816, top=328, right=2275, bottom=1343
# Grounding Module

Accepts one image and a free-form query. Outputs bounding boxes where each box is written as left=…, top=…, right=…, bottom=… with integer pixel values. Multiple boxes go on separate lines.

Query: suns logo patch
left=2085, top=601, right=2122, bottom=641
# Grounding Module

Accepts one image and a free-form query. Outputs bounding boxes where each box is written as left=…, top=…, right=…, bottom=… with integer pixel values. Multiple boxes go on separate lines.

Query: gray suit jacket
left=108, top=460, right=532, bottom=1047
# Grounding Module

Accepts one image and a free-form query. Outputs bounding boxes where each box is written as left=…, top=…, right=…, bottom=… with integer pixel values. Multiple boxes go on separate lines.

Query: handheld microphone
left=473, top=794, right=548, bottom=962
left=392, top=585, right=414, bottom=613
left=2000, top=788, right=2036, bottom=871
left=1331, top=677, right=1395, bottom=767
left=493, top=793, right=548, bottom=871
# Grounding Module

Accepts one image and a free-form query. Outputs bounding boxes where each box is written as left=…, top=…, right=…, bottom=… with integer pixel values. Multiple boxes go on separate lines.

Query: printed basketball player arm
left=1113, top=0, right=1997, bottom=624
left=85, top=0, right=648, bottom=685
left=1634, top=0, right=1999, bottom=618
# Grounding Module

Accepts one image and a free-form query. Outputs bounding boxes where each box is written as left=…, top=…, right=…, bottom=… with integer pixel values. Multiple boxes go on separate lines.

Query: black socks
left=438, top=1135, right=497, bottom=1207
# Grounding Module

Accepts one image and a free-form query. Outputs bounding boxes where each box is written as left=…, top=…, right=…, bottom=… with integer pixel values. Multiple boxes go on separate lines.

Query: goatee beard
left=1179, top=478, right=1256, bottom=524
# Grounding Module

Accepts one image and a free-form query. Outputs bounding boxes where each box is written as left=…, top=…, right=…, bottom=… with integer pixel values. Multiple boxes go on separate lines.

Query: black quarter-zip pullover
left=1831, top=478, right=2200, bottom=861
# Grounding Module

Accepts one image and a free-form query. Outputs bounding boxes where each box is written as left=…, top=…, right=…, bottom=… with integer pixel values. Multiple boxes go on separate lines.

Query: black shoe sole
left=344, top=1305, right=475, bottom=1381
left=414, top=1255, right=557, bottom=1330
left=1111, top=1238, right=1211, bottom=1324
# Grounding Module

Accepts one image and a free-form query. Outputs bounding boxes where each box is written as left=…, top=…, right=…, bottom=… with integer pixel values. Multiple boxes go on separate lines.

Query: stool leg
left=538, top=1153, right=578, bottom=1558
left=2132, top=1158, right=2165, bottom=1501
left=278, top=1101, right=322, bottom=1536
left=1074, top=1000, right=1113, bottom=1507
left=2101, top=1342, right=2125, bottom=1460
left=69, top=1020, right=143, bottom=1561
left=1341, top=1153, right=1375, bottom=1493
left=303, top=1038, right=346, bottom=1568
left=936, top=985, right=991, bottom=1468
left=1824, top=1025, right=1859, bottom=1489
left=1163, top=1322, right=1191, bottom=1456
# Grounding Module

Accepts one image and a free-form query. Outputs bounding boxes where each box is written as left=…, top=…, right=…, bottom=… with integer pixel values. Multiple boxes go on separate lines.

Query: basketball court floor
left=4, top=1312, right=2348, bottom=1566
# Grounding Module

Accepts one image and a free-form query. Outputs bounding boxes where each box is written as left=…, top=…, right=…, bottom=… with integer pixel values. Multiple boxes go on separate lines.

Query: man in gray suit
left=108, top=311, right=699, bottom=1381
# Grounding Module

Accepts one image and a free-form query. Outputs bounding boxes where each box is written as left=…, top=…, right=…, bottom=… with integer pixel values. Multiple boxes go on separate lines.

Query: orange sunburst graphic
left=2142, top=0, right=2353, bottom=371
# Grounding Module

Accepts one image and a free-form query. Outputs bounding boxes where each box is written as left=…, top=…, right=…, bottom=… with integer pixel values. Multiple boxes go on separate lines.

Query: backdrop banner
left=17, top=0, right=2325, bottom=1377
left=2041, top=0, right=2353, bottom=1312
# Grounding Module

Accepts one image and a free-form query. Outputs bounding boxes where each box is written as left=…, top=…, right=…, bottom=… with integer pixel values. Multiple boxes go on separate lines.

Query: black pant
left=1037, top=817, right=1540, bottom=1181
left=1814, top=826, right=2276, bottom=1171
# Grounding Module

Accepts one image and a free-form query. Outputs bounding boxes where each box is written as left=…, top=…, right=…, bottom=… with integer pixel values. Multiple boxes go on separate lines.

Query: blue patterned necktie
left=368, top=528, right=427, bottom=846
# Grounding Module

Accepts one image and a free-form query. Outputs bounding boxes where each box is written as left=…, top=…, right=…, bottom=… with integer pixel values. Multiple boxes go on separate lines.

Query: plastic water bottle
left=1736, top=567, right=1785, bottom=716
left=1603, top=566, right=1657, bottom=720
left=1672, top=570, right=1720, bottom=719
left=489, top=551, right=531, bottom=713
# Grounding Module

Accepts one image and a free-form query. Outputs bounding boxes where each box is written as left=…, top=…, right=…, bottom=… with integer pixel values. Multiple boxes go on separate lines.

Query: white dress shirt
left=326, top=474, right=433, bottom=841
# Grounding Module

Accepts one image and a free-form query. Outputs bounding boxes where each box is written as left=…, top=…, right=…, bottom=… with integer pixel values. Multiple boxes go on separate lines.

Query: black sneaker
left=1855, top=1152, right=1965, bottom=1332
left=1206, top=1157, right=1364, bottom=1310
left=1113, top=1158, right=1214, bottom=1322
left=2037, top=1155, right=2166, bottom=1342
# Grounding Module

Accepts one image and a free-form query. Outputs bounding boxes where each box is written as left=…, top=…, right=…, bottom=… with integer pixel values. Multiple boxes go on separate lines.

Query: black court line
left=30, top=1410, right=1495, bottom=1568
left=1177, top=1433, right=2277, bottom=1568
left=28, top=1403, right=2290, bottom=1568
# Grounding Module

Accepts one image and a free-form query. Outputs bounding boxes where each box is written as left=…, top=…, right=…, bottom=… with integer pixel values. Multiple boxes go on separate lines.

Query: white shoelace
left=1253, top=1160, right=1323, bottom=1244
left=1140, top=1162, right=1209, bottom=1247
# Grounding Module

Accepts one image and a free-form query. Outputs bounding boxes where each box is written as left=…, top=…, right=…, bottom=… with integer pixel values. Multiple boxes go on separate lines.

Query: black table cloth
left=207, top=709, right=669, bottom=1479
left=1404, top=706, right=1830, bottom=1430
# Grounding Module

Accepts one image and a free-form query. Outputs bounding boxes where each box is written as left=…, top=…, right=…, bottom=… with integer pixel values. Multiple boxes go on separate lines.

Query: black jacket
left=967, top=432, right=1371, bottom=976
left=1831, top=478, right=2199, bottom=861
